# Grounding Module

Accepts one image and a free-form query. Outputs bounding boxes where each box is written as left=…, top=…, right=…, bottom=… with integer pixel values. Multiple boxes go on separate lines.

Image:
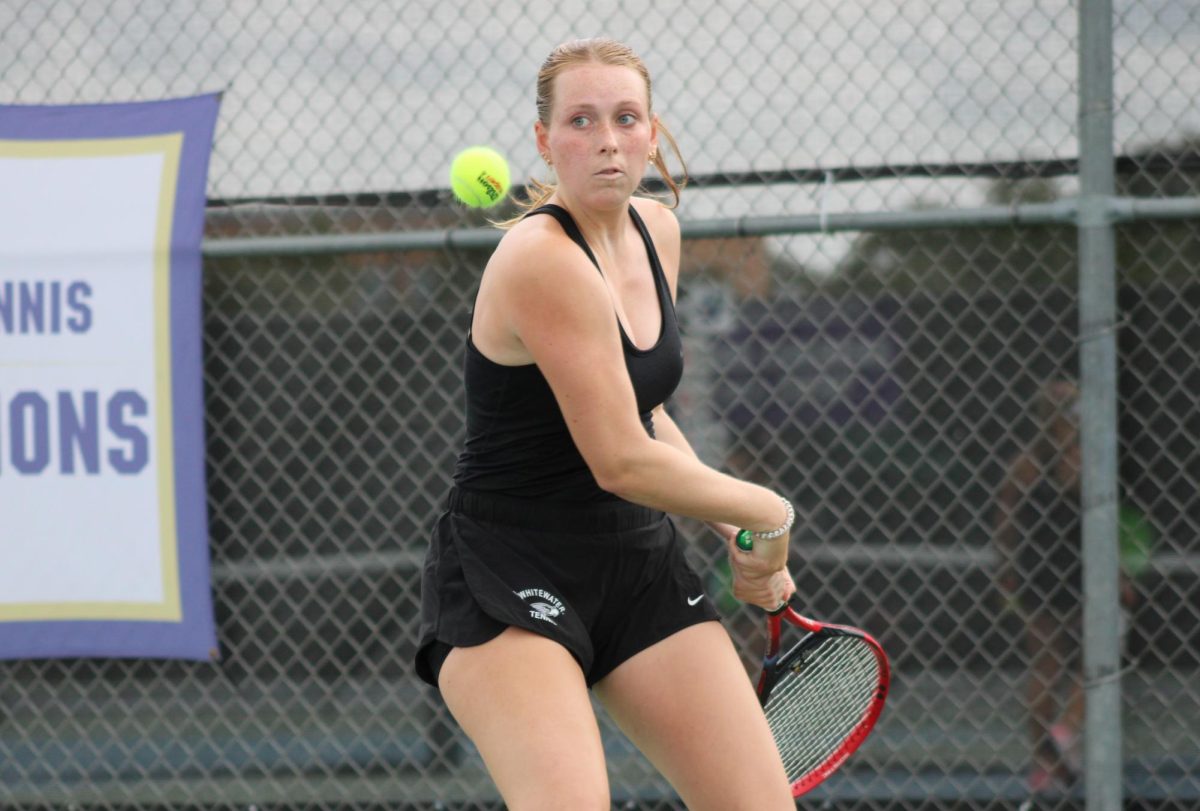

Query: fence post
left=1077, top=0, right=1123, bottom=810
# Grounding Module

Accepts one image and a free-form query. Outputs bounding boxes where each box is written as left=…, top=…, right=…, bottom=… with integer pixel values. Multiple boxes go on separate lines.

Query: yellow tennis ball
left=449, top=146, right=510, bottom=208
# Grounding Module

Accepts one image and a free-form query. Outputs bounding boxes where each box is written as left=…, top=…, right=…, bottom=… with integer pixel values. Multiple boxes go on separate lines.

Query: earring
left=542, top=153, right=552, bottom=166
left=648, top=150, right=657, bottom=163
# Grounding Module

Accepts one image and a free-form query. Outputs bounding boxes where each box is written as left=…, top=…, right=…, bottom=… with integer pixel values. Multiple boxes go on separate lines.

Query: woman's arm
left=493, top=229, right=788, bottom=537
left=650, top=404, right=739, bottom=543
left=652, top=404, right=795, bottom=607
left=480, top=222, right=783, bottom=547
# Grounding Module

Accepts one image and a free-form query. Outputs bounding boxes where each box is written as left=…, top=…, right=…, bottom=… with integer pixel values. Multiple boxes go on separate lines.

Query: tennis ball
left=449, top=146, right=510, bottom=208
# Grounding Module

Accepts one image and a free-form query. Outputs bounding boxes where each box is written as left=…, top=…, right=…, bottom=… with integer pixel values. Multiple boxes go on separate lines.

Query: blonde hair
left=497, top=38, right=688, bottom=228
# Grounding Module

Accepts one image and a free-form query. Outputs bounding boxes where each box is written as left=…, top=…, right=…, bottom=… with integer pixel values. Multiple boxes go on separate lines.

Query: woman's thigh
left=593, top=621, right=794, bottom=811
left=439, top=626, right=610, bottom=811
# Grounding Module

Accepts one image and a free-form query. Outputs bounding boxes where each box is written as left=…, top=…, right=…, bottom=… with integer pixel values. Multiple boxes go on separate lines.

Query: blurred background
left=1, top=0, right=1198, bottom=808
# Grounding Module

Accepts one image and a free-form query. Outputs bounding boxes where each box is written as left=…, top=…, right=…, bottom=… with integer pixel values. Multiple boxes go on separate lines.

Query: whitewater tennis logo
left=514, top=588, right=567, bottom=625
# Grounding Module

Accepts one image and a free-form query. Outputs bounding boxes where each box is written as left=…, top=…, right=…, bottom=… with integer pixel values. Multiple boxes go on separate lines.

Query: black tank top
left=453, top=203, right=684, bottom=502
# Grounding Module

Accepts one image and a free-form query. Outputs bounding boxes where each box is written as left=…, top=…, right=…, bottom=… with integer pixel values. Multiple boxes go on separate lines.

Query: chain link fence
left=2, top=0, right=1199, bottom=808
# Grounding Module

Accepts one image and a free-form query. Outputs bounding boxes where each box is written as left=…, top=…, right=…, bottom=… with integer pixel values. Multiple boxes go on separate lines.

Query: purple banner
left=0, top=94, right=220, bottom=660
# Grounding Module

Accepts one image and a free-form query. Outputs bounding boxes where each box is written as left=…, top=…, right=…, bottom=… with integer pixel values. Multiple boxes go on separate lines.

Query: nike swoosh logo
left=687, top=595, right=704, bottom=606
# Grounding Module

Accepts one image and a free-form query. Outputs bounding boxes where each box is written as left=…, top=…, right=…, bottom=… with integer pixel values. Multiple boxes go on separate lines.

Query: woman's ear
left=535, top=120, right=549, bottom=163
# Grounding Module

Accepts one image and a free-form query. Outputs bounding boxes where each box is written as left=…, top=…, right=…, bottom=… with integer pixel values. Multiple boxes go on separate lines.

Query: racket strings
left=763, top=636, right=881, bottom=782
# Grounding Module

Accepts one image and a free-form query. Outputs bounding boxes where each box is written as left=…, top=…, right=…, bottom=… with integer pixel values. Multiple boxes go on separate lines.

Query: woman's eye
left=618, top=113, right=637, bottom=125
left=571, top=115, right=590, bottom=127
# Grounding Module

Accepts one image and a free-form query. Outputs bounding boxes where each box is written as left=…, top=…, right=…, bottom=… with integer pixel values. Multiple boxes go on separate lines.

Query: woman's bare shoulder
left=482, top=211, right=606, bottom=308
left=631, top=195, right=679, bottom=235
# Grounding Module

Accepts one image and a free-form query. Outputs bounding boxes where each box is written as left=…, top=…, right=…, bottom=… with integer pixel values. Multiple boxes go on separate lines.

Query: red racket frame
left=757, top=600, right=891, bottom=797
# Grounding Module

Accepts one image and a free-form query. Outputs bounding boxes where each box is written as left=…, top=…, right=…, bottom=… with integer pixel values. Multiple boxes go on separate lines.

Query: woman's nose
left=596, top=123, right=617, bottom=152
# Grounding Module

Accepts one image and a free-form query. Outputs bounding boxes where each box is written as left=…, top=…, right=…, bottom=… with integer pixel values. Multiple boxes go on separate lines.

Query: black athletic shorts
left=414, top=487, right=721, bottom=688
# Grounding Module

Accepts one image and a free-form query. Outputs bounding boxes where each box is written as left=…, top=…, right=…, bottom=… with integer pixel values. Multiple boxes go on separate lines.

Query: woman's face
left=536, top=62, right=657, bottom=210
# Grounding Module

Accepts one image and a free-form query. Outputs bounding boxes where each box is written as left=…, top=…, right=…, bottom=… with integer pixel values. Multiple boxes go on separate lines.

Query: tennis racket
left=756, top=595, right=890, bottom=797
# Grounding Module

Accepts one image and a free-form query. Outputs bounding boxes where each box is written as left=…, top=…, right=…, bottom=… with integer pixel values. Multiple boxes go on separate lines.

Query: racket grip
left=735, top=529, right=755, bottom=551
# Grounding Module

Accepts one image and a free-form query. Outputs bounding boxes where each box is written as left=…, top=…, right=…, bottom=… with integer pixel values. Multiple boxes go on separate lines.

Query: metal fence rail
left=2, top=0, right=1199, bottom=809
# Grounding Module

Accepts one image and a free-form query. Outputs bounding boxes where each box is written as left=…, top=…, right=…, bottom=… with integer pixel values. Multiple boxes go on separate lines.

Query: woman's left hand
left=727, top=546, right=795, bottom=610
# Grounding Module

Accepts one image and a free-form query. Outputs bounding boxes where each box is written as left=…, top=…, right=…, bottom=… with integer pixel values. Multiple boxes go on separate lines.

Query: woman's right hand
left=727, top=530, right=794, bottom=610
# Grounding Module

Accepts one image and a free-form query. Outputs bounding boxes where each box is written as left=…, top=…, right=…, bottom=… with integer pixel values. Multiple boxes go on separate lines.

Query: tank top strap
left=626, top=205, right=673, bottom=304
left=526, top=203, right=675, bottom=346
left=526, top=204, right=602, bottom=273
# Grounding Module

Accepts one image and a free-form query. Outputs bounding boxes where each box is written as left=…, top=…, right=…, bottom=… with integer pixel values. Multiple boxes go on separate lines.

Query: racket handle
left=735, top=529, right=755, bottom=551
left=735, top=529, right=790, bottom=552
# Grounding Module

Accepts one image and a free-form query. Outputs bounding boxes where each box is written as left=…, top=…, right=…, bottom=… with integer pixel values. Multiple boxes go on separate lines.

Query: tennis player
left=994, top=378, right=1136, bottom=793
left=414, top=38, right=796, bottom=809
